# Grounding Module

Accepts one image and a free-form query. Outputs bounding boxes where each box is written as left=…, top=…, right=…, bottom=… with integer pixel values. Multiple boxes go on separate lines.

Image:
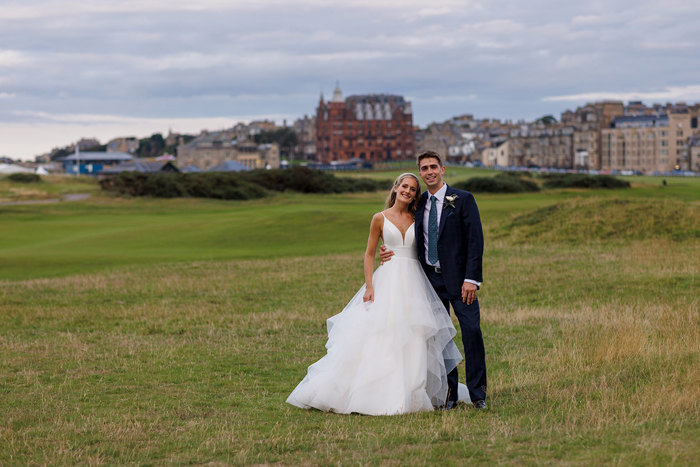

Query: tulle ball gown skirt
left=286, top=245, right=462, bottom=416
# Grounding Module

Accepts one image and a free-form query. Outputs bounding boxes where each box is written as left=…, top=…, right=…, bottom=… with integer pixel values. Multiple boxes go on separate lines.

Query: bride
left=286, top=173, right=466, bottom=415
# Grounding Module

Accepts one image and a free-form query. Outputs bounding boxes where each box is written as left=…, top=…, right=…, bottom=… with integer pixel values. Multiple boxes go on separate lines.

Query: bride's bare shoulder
left=371, top=211, right=386, bottom=223
left=370, top=211, right=387, bottom=228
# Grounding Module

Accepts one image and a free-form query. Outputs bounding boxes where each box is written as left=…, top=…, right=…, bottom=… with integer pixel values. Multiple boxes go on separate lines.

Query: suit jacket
left=415, top=185, right=484, bottom=299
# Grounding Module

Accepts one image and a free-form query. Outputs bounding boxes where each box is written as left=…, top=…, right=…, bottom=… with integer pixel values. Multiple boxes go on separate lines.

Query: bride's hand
left=363, top=287, right=374, bottom=303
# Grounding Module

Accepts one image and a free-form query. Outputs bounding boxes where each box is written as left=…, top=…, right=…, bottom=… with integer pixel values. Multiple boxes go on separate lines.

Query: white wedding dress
left=287, top=214, right=467, bottom=415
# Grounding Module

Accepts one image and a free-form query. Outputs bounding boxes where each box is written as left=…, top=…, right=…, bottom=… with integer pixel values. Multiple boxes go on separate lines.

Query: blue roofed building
left=59, top=151, right=133, bottom=175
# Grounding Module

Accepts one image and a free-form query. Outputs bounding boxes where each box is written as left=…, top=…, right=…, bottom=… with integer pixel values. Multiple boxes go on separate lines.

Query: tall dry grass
left=1, top=233, right=698, bottom=464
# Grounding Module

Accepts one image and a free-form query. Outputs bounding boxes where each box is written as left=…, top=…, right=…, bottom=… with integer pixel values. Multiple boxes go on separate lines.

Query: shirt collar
left=429, top=183, right=448, bottom=202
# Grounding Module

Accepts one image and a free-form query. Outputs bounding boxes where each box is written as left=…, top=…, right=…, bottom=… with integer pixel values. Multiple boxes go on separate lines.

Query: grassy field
left=1, top=172, right=698, bottom=464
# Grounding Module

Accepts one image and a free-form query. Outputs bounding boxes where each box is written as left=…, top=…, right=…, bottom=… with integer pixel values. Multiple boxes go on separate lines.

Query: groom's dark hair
left=417, top=150, right=443, bottom=167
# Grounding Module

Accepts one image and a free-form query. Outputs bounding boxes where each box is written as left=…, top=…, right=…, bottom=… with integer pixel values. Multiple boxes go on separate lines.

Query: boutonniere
left=445, top=194, right=458, bottom=209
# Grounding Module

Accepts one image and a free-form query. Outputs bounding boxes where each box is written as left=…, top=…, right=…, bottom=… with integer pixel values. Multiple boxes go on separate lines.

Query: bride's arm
left=362, top=213, right=383, bottom=302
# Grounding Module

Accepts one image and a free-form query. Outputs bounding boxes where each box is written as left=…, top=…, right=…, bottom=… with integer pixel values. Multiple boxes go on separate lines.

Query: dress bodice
left=382, top=215, right=417, bottom=259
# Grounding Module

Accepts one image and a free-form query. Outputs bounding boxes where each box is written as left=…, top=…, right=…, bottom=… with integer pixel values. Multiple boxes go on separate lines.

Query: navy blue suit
left=415, top=185, right=487, bottom=402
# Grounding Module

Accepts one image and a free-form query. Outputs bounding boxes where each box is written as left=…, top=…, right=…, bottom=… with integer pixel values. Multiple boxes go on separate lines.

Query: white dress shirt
left=422, top=183, right=482, bottom=288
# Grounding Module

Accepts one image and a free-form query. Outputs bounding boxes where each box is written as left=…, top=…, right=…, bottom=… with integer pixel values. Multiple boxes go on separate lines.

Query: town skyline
left=37, top=94, right=700, bottom=176
left=5, top=94, right=700, bottom=163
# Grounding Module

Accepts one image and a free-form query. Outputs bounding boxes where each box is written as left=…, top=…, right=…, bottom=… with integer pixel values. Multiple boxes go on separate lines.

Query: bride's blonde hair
left=385, top=173, right=421, bottom=215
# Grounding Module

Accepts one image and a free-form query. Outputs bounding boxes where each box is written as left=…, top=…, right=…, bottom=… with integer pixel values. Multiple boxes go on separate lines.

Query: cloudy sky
left=1, top=0, right=699, bottom=160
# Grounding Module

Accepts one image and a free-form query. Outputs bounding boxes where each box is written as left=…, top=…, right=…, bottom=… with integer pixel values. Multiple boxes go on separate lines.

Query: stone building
left=561, top=101, right=625, bottom=169
left=689, top=136, right=700, bottom=172
left=293, top=115, right=316, bottom=160
left=572, top=130, right=597, bottom=169
left=177, top=129, right=280, bottom=170
left=76, top=138, right=101, bottom=150
left=505, top=125, right=575, bottom=168
left=600, top=111, right=692, bottom=173
left=414, top=123, right=452, bottom=161
left=315, top=84, right=414, bottom=163
left=481, top=139, right=510, bottom=167
left=106, top=137, right=139, bottom=154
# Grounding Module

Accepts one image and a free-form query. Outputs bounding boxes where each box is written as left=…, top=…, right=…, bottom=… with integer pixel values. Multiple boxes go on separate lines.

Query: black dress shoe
left=440, top=400, right=459, bottom=410
left=472, top=400, right=486, bottom=409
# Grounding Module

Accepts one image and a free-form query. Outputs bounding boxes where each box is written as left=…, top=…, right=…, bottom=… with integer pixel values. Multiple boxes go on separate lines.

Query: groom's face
left=418, top=157, right=445, bottom=190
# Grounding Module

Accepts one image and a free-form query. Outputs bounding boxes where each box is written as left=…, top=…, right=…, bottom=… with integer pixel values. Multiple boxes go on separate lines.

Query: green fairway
left=2, top=171, right=697, bottom=280
left=0, top=193, right=384, bottom=279
left=0, top=173, right=698, bottom=464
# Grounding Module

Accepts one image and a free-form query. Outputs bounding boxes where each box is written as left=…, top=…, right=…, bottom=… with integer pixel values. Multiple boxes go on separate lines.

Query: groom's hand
left=462, top=282, right=477, bottom=305
left=378, top=244, right=394, bottom=264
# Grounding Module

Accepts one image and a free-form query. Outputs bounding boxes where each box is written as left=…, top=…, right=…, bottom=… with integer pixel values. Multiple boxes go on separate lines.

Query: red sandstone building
left=316, top=85, right=414, bottom=163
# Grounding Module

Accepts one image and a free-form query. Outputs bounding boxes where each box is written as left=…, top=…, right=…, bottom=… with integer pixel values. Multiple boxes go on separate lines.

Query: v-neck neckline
left=382, top=213, right=414, bottom=245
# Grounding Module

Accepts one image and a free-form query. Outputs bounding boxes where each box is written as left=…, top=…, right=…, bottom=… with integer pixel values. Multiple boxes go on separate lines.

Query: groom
left=381, top=150, right=487, bottom=409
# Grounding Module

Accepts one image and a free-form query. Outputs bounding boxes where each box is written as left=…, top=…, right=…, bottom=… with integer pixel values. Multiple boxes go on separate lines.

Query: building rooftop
left=346, top=94, right=407, bottom=104
left=99, top=160, right=178, bottom=174
left=59, top=151, right=133, bottom=162
left=612, top=114, right=669, bottom=128
left=208, top=160, right=252, bottom=172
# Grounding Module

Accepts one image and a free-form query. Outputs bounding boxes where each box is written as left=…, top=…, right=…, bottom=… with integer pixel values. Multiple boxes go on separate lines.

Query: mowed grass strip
left=1, top=237, right=698, bottom=464
left=0, top=192, right=386, bottom=280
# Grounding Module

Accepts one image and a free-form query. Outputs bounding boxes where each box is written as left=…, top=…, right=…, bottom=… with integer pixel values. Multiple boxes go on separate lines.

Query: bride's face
left=394, top=177, right=418, bottom=205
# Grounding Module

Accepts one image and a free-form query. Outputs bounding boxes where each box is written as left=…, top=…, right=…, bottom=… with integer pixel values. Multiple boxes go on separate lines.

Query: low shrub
left=453, top=173, right=540, bottom=193
left=541, top=174, right=630, bottom=189
left=6, top=173, right=41, bottom=183
left=100, top=168, right=389, bottom=199
left=241, top=167, right=389, bottom=193
left=500, top=170, right=535, bottom=178
left=99, top=172, right=267, bottom=200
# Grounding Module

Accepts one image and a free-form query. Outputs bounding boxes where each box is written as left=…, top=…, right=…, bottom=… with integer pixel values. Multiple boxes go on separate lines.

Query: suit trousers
left=425, top=267, right=487, bottom=402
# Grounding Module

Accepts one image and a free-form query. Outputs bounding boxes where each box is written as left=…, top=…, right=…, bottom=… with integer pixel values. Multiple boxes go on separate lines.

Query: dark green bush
left=500, top=171, right=534, bottom=178
left=240, top=167, right=389, bottom=193
left=99, top=168, right=389, bottom=199
left=6, top=173, right=41, bottom=183
left=99, top=172, right=267, bottom=200
left=541, top=174, right=630, bottom=189
left=453, top=173, right=540, bottom=193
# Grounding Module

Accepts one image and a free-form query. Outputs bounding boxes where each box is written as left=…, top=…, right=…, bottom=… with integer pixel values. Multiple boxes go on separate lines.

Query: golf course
left=1, top=168, right=698, bottom=464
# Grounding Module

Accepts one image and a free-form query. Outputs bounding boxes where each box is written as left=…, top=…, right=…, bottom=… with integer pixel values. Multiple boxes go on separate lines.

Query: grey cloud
left=1, top=0, right=699, bottom=158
